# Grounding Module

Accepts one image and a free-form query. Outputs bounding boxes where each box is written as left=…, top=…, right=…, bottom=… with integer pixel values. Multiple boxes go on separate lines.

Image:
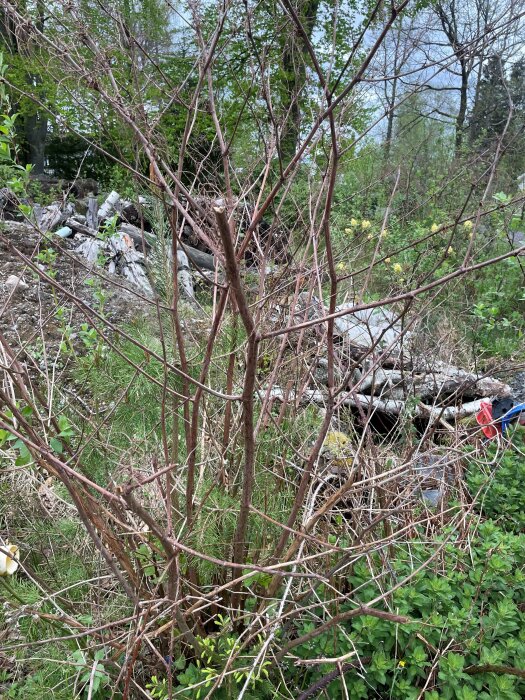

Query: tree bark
left=23, top=108, right=47, bottom=174
left=456, top=60, right=469, bottom=153
left=436, top=3, right=471, bottom=157
left=279, top=0, right=321, bottom=164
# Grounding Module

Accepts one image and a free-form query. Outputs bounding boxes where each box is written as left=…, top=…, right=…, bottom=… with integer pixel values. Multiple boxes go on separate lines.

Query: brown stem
left=214, top=206, right=258, bottom=609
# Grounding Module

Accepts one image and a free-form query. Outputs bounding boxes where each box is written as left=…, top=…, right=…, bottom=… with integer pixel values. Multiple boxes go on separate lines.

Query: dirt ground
left=0, top=221, right=151, bottom=357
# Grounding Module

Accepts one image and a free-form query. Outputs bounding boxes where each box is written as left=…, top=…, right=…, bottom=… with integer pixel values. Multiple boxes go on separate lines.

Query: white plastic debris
left=0, top=542, right=20, bottom=576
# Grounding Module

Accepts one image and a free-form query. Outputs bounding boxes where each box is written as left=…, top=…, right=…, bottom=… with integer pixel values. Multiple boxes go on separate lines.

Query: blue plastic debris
left=55, top=226, right=73, bottom=238
left=501, top=404, right=525, bottom=434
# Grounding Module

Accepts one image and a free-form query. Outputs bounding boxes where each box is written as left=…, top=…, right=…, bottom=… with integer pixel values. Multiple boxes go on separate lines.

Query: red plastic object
left=476, top=400, right=499, bottom=439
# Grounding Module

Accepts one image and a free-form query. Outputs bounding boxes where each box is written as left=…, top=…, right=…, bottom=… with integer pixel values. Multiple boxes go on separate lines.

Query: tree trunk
left=384, top=71, right=399, bottom=163
left=1, top=2, right=48, bottom=174
left=279, top=0, right=321, bottom=164
left=280, top=32, right=305, bottom=164
left=24, top=109, right=47, bottom=174
left=455, top=61, right=468, bottom=155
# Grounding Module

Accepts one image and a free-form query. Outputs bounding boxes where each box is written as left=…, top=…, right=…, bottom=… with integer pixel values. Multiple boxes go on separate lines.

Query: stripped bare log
left=180, top=242, right=216, bottom=272
left=74, top=236, right=104, bottom=265
left=86, top=196, right=98, bottom=229
left=353, top=365, right=510, bottom=402
left=97, top=190, right=121, bottom=222
left=267, top=387, right=492, bottom=422
left=177, top=249, right=196, bottom=302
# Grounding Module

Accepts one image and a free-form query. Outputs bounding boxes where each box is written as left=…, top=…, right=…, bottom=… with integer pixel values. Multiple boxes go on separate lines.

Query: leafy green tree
left=0, top=0, right=50, bottom=173
left=468, top=55, right=525, bottom=181
left=469, top=55, right=510, bottom=144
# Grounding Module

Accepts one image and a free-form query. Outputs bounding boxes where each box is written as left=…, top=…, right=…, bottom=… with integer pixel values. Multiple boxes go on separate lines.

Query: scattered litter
left=475, top=397, right=525, bottom=438
left=55, top=226, right=73, bottom=238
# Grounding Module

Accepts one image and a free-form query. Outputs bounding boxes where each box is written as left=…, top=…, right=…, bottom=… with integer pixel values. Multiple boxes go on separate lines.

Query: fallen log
left=98, top=190, right=121, bottom=222
left=74, top=237, right=104, bottom=265
left=65, top=218, right=213, bottom=273
left=86, top=196, right=98, bottom=229
left=177, top=249, right=196, bottom=302
left=37, top=202, right=74, bottom=232
left=65, top=217, right=156, bottom=249
left=180, top=242, right=216, bottom=272
left=356, top=368, right=402, bottom=394
left=351, top=365, right=510, bottom=402
left=122, top=259, right=153, bottom=296
left=118, top=223, right=156, bottom=251
left=266, top=387, right=488, bottom=422
left=64, top=218, right=98, bottom=238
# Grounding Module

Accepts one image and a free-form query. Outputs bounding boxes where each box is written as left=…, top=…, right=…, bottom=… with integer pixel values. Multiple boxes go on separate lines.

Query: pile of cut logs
left=269, top=295, right=511, bottom=423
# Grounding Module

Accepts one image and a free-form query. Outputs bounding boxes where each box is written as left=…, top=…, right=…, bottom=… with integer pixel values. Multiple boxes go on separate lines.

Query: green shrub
left=467, top=435, right=525, bottom=533
left=288, top=521, right=525, bottom=699
left=145, top=521, right=525, bottom=699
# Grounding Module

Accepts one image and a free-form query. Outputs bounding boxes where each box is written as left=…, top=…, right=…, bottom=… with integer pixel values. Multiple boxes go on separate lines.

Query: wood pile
left=270, top=294, right=511, bottom=422
left=0, top=188, right=218, bottom=300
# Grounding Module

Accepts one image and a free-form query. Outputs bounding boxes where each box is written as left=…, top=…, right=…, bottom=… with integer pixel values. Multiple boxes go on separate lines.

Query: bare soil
left=0, top=221, right=150, bottom=356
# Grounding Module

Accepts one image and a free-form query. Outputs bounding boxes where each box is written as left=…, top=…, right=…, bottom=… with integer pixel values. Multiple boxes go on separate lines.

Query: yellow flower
left=398, top=660, right=406, bottom=668
left=463, top=220, right=474, bottom=230
left=336, top=262, right=348, bottom=273
left=468, top=230, right=474, bottom=239
left=344, top=228, right=352, bottom=234
left=361, top=219, right=371, bottom=230
left=323, top=431, right=349, bottom=455
left=367, top=233, right=373, bottom=240
left=350, top=218, right=358, bottom=227
left=431, top=223, right=439, bottom=233
left=392, top=263, right=403, bottom=274
left=447, top=246, right=454, bottom=255
left=0, top=542, right=19, bottom=576
left=322, top=431, right=353, bottom=468
left=380, top=228, right=388, bottom=238
left=385, top=257, right=391, bottom=264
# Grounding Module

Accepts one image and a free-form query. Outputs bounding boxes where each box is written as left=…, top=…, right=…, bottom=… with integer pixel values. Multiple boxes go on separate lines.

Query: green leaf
left=174, top=654, right=186, bottom=670
left=18, top=203, right=32, bottom=217
left=455, top=687, right=478, bottom=700
left=13, top=439, right=31, bottom=465
left=57, top=415, right=75, bottom=439
left=50, top=437, right=63, bottom=454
